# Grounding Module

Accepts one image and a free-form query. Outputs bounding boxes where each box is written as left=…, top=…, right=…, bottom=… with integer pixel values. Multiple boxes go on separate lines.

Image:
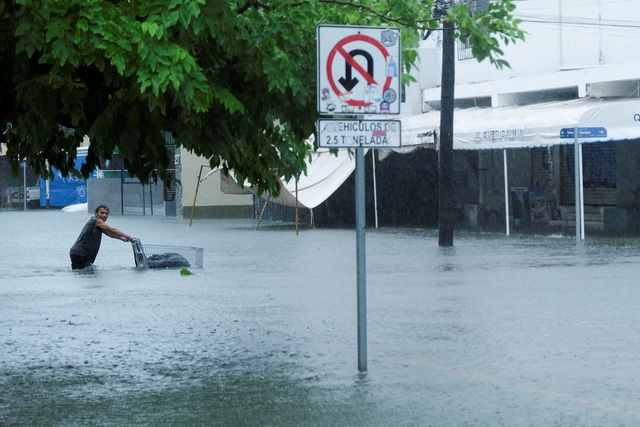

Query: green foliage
left=0, top=0, right=523, bottom=194
left=180, top=267, right=193, bottom=276
left=447, top=0, right=525, bottom=69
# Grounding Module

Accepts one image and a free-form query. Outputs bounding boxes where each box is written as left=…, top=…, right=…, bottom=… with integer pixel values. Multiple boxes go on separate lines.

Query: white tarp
left=401, top=98, right=640, bottom=149
left=220, top=149, right=358, bottom=209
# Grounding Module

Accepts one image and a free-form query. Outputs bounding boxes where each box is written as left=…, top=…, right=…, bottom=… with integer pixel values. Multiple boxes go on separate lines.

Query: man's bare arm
left=95, top=219, right=133, bottom=242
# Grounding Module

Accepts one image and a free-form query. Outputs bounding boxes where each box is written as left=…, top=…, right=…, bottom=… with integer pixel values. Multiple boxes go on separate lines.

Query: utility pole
left=438, top=18, right=455, bottom=247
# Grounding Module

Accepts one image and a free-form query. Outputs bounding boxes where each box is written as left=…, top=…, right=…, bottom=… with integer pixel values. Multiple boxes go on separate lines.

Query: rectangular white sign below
left=318, top=119, right=401, bottom=148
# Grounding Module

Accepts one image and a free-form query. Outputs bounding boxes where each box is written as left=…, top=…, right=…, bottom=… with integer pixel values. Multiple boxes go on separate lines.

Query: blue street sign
left=560, top=127, right=607, bottom=139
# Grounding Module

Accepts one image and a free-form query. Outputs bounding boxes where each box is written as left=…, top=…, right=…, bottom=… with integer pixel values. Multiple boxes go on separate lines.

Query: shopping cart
left=131, top=238, right=204, bottom=269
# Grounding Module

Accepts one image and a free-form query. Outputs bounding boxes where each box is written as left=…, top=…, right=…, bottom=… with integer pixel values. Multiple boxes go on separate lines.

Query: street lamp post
left=438, top=11, right=456, bottom=247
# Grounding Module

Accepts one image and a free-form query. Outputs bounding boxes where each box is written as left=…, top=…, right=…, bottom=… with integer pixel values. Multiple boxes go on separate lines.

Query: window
left=457, top=0, right=490, bottom=61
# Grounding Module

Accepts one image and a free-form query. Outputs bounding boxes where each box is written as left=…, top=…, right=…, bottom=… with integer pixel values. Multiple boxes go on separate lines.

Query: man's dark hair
left=95, top=205, right=110, bottom=214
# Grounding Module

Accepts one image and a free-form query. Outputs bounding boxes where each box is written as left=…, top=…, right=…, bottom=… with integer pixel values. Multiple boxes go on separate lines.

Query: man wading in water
left=69, top=205, right=134, bottom=270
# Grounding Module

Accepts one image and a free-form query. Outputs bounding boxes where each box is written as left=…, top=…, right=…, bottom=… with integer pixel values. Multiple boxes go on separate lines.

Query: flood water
left=2, top=209, right=640, bottom=426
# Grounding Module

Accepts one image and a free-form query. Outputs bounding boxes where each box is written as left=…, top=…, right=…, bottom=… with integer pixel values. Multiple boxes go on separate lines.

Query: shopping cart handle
left=131, top=239, right=148, bottom=268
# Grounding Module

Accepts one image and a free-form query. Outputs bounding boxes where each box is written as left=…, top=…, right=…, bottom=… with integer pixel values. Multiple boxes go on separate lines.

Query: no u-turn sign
left=317, top=25, right=401, bottom=116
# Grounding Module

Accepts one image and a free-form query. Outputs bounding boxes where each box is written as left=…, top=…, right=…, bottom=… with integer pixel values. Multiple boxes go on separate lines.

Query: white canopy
left=401, top=98, right=640, bottom=150
left=220, top=149, right=357, bottom=209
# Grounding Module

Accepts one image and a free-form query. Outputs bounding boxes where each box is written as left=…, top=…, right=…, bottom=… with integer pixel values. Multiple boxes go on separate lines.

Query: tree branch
left=237, top=0, right=273, bottom=14
left=318, top=0, right=405, bottom=25
left=318, top=0, right=438, bottom=29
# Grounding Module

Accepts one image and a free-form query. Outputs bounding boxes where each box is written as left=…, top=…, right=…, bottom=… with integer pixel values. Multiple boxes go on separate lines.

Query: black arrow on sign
left=339, top=49, right=373, bottom=92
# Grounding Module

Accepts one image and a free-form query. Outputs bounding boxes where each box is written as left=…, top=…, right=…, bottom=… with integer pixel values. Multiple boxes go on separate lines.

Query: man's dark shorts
left=70, top=254, right=91, bottom=270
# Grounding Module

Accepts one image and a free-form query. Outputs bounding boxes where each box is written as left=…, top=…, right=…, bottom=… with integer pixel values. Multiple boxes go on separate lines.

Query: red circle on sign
left=326, top=34, right=394, bottom=107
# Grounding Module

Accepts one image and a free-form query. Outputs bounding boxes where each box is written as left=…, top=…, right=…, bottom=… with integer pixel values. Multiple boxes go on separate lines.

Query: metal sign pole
left=579, top=143, right=585, bottom=240
left=503, top=149, right=510, bottom=236
left=355, top=147, right=367, bottom=372
left=22, top=161, right=26, bottom=211
left=372, top=150, right=379, bottom=228
left=561, top=126, right=606, bottom=241
left=574, top=128, right=582, bottom=241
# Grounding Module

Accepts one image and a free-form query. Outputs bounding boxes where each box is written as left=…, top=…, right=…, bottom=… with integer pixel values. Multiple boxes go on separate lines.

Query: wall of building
left=424, top=0, right=640, bottom=86
left=179, top=149, right=253, bottom=219
left=418, top=0, right=640, bottom=109
left=615, top=140, right=640, bottom=209
left=451, top=148, right=542, bottom=228
left=311, top=149, right=440, bottom=228
left=87, top=178, right=165, bottom=216
left=603, top=140, right=640, bottom=232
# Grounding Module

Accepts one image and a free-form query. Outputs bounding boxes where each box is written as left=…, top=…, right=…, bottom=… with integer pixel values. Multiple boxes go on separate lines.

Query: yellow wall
left=179, top=149, right=252, bottom=211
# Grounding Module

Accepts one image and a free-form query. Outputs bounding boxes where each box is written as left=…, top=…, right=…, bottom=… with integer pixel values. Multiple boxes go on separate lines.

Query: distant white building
left=414, top=0, right=640, bottom=110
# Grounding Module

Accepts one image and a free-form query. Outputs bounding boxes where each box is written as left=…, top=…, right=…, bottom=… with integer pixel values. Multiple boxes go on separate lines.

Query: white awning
left=401, top=98, right=640, bottom=150
left=220, top=149, right=358, bottom=209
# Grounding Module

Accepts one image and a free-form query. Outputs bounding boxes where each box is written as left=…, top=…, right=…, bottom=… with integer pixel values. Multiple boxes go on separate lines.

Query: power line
left=520, top=24, right=640, bottom=43
left=514, top=0, right=636, bottom=12
left=513, top=0, right=640, bottom=28
left=517, top=16, right=640, bottom=29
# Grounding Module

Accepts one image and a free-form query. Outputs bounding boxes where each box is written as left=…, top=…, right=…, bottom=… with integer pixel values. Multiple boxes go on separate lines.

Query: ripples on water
left=3, top=210, right=640, bottom=277
left=3, top=210, right=640, bottom=425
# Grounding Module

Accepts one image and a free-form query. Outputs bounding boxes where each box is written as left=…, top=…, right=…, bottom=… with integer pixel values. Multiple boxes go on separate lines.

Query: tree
left=0, top=0, right=523, bottom=196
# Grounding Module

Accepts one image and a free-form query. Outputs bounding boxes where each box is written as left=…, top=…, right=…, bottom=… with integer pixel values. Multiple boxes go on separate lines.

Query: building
left=400, top=0, right=640, bottom=233
left=179, top=150, right=253, bottom=220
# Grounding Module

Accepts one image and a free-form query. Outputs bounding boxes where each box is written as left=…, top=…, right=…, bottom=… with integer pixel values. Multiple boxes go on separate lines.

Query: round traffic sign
left=325, top=34, right=394, bottom=108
